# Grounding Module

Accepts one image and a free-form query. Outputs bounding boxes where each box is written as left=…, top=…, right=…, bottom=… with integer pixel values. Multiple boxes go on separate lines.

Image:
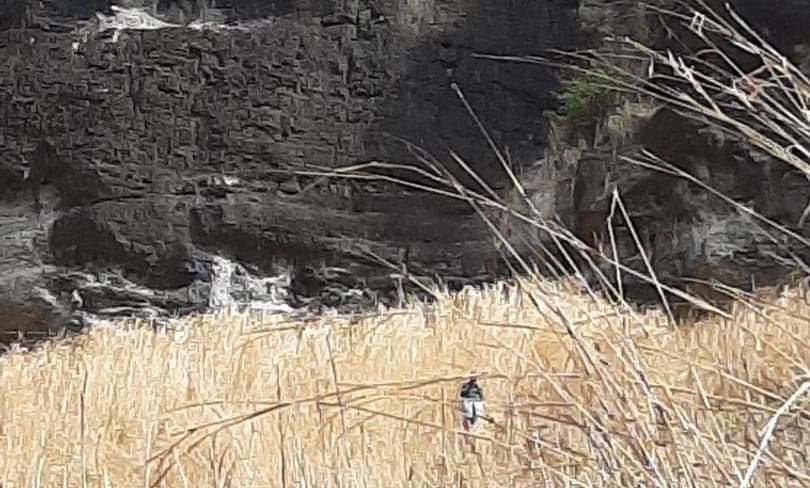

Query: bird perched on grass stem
left=459, top=376, right=485, bottom=432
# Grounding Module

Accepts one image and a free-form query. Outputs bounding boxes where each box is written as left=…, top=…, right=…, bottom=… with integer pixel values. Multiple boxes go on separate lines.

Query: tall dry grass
left=2, top=2, right=809, bottom=487
left=0, top=278, right=807, bottom=487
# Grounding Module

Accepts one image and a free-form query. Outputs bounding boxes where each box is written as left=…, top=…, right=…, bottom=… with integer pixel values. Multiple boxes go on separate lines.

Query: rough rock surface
left=1, top=0, right=809, bottom=343
left=530, top=0, right=810, bottom=311
left=0, top=0, right=580, bottom=341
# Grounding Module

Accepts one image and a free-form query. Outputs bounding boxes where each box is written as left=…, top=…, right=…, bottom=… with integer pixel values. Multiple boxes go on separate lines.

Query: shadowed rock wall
left=0, top=0, right=580, bottom=339
left=4, top=0, right=806, bottom=341
left=535, top=0, right=810, bottom=314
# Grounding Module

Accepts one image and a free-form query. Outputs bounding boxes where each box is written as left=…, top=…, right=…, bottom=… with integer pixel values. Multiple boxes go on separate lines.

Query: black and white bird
left=459, top=376, right=485, bottom=432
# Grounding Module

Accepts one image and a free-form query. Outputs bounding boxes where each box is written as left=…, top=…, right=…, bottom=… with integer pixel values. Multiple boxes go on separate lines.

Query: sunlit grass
left=0, top=278, right=807, bottom=487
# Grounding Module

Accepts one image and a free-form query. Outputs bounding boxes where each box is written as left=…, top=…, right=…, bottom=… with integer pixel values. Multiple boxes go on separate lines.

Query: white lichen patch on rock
left=71, top=4, right=233, bottom=49
left=208, top=256, right=292, bottom=313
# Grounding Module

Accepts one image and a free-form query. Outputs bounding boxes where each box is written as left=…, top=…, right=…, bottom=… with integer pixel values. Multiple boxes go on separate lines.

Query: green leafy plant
left=551, top=70, right=618, bottom=131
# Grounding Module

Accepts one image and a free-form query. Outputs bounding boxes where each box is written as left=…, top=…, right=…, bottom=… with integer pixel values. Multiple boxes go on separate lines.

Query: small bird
left=458, top=376, right=485, bottom=432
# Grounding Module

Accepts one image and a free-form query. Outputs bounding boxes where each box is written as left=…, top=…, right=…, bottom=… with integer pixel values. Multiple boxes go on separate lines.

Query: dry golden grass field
left=0, top=278, right=808, bottom=487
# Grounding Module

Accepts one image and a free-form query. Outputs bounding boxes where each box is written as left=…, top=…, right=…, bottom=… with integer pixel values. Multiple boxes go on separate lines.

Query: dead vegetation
left=0, top=278, right=807, bottom=487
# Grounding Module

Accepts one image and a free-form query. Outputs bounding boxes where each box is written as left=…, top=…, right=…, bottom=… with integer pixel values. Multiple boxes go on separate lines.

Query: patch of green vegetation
left=549, top=70, right=619, bottom=133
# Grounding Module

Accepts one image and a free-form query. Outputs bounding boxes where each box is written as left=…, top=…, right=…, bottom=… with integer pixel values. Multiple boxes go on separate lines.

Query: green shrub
left=548, top=69, right=619, bottom=141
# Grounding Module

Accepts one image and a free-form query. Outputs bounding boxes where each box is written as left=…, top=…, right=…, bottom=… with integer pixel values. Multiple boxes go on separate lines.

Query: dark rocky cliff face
left=1, top=0, right=808, bottom=342
left=0, top=0, right=581, bottom=340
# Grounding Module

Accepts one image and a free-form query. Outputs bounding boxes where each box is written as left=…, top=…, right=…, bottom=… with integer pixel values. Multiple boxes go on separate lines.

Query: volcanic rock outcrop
left=1, top=0, right=808, bottom=342
left=0, top=0, right=579, bottom=340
